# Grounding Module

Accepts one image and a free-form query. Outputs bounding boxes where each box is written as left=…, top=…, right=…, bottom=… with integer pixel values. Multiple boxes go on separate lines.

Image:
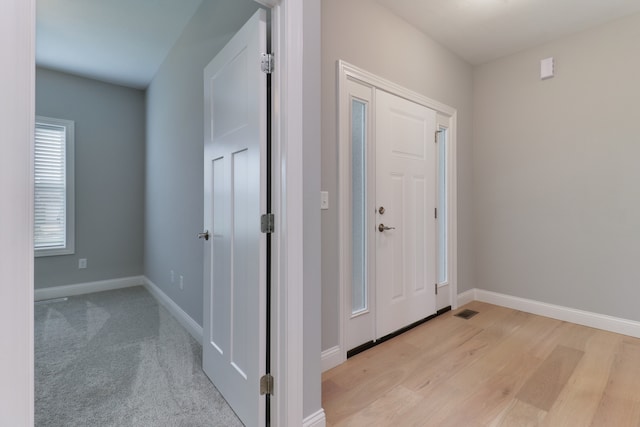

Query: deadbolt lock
left=378, top=206, right=385, bottom=215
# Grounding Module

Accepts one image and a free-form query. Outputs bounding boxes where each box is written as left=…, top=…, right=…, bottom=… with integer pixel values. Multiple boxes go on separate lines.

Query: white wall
left=321, top=0, right=474, bottom=351
left=473, top=13, right=640, bottom=320
left=0, top=0, right=34, bottom=424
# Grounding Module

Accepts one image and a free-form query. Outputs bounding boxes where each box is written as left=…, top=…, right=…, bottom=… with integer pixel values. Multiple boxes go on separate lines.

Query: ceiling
left=37, top=0, right=203, bottom=88
left=36, top=0, right=640, bottom=88
left=376, top=0, right=640, bottom=65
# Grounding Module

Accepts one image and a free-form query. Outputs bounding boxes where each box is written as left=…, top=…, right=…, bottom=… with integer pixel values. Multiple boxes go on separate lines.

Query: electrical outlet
left=170, top=270, right=175, bottom=283
left=179, top=275, right=184, bottom=290
left=78, top=258, right=87, bottom=269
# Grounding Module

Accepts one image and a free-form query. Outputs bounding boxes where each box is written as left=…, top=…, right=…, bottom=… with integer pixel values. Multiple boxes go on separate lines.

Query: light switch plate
left=541, top=57, right=554, bottom=80
left=320, top=191, right=329, bottom=210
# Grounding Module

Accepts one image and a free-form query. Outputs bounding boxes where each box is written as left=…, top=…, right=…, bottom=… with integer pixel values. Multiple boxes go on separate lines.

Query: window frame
left=34, top=115, right=75, bottom=257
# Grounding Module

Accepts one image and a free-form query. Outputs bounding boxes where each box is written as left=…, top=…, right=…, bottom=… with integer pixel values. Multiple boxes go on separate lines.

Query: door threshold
left=347, top=306, right=452, bottom=359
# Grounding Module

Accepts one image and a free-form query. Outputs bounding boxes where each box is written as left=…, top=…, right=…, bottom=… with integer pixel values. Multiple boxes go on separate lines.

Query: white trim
left=1, top=0, right=35, bottom=423
left=281, top=0, right=305, bottom=421
left=337, top=61, right=459, bottom=361
left=34, top=116, right=75, bottom=257
left=445, top=115, right=458, bottom=309
left=456, top=289, right=476, bottom=307
left=143, top=277, right=203, bottom=344
left=302, top=409, right=327, bottom=427
left=459, top=288, right=640, bottom=340
left=268, top=0, right=317, bottom=425
left=34, top=276, right=144, bottom=301
left=321, top=346, right=343, bottom=372
left=474, top=289, right=640, bottom=339
left=340, top=61, right=456, bottom=117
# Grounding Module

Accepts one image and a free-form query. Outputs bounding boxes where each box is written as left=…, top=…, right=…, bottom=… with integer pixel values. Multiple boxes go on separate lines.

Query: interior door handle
left=378, top=224, right=396, bottom=232
left=198, top=230, right=210, bottom=241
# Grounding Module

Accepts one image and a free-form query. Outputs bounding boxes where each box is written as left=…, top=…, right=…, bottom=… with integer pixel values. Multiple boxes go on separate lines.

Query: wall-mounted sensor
left=541, top=57, right=554, bottom=80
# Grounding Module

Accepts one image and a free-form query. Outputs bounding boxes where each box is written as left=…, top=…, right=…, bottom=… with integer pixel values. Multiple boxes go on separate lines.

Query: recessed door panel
left=376, top=89, right=436, bottom=339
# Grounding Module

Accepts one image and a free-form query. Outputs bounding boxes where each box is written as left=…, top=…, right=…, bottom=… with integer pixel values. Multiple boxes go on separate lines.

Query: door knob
left=378, top=224, right=396, bottom=232
left=198, top=230, right=210, bottom=241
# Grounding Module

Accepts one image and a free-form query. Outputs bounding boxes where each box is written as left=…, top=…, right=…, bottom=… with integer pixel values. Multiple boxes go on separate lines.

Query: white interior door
left=202, top=9, right=267, bottom=427
left=375, top=89, right=437, bottom=338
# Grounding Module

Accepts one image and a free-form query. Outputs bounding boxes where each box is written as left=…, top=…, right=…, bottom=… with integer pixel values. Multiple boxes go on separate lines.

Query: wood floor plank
left=333, top=385, right=424, bottom=427
left=422, top=311, right=562, bottom=425
left=541, top=330, right=619, bottom=427
left=323, top=322, right=481, bottom=424
left=516, top=345, right=584, bottom=411
left=403, top=308, right=539, bottom=393
left=490, top=399, right=548, bottom=427
left=589, top=339, right=640, bottom=426
left=425, top=351, right=542, bottom=427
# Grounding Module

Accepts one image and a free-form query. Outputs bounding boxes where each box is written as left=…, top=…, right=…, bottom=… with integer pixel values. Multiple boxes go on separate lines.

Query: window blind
left=34, top=122, right=67, bottom=250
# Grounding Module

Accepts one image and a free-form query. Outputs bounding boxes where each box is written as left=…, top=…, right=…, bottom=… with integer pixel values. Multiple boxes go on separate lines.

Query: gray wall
left=321, top=0, right=474, bottom=351
left=35, top=67, right=145, bottom=288
left=473, top=13, right=640, bottom=320
left=303, top=0, right=322, bottom=417
left=144, top=0, right=260, bottom=325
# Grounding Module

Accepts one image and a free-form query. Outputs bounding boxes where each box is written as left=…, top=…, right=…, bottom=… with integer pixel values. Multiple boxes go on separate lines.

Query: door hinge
left=435, top=283, right=438, bottom=295
left=261, top=213, right=275, bottom=234
left=435, top=130, right=443, bottom=143
left=261, top=53, right=274, bottom=74
left=260, top=374, right=274, bottom=395
left=435, top=207, right=438, bottom=219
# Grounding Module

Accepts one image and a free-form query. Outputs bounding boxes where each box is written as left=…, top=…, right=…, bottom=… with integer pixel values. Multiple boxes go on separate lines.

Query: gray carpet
left=35, top=286, right=244, bottom=427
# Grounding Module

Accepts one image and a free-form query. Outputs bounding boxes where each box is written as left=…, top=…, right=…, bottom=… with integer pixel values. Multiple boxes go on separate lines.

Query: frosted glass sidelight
left=437, top=128, right=448, bottom=284
left=352, top=99, right=367, bottom=314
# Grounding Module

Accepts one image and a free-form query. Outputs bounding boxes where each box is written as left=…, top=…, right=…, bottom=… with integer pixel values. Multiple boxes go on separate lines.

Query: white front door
left=375, top=89, right=437, bottom=338
left=202, top=9, right=267, bottom=427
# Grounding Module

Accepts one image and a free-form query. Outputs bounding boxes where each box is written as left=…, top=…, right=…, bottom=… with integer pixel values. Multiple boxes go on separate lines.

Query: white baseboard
left=34, top=276, right=145, bottom=301
left=456, top=289, right=476, bottom=307
left=466, top=288, right=640, bottom=340
left=321, top=345, right=343, bottom=372
left=143, top=277, right=203, bottom=344
left=303, top=409, right=326, bottom=427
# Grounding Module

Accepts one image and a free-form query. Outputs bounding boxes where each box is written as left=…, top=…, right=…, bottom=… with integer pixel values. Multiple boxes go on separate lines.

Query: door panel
left=203, top=9, right=267, bottom=427
left=375, top=89, right=436, bottom=339
left=388, top=173, right=405, bottom=301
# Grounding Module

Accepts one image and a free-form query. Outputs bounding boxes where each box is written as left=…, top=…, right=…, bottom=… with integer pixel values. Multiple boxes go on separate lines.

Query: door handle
left=198, top=230, right=210, bottom=241
left=378, top=224, right=396, bottom=232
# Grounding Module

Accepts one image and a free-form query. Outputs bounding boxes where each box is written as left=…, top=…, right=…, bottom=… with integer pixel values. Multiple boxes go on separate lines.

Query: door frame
left=335, top=60, right=459, bottom=367
left=1, top=0, right=320, bottom=425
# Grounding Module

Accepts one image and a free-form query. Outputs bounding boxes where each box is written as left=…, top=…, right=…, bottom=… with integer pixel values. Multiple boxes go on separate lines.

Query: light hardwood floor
left=322, top=301, right=640, bottom=426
